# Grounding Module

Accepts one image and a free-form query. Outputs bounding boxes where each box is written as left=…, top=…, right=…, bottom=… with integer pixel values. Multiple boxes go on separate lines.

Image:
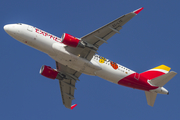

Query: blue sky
left=1, top=0, right=180, bottom=119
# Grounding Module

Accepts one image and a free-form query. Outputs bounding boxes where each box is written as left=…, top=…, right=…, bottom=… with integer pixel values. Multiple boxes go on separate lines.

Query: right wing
left=80, top=7, right=144, bottom=48
left=56, top=62, right=81, bottom=109
left=65, top=7, right=143, bottom=61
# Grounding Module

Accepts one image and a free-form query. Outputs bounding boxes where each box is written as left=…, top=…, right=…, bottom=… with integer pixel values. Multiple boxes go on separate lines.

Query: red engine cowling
left=39, top=65, right=58, bottom=79
left=61, top=33, right=80, bottom=47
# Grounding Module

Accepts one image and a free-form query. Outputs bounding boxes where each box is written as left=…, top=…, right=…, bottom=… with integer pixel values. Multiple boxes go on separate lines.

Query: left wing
left=56, top=62, right=81, bottom=109
left=65, top=7, right=143, bottom=61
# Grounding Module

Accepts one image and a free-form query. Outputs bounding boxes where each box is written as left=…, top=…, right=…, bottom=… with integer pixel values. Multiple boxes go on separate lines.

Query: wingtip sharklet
left=71, top=104, right=77, bottom=110
left=133, top=7, right=144, bottom=14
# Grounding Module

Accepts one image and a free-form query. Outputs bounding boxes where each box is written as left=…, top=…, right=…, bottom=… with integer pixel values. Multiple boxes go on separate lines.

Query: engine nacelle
left=61, top=33, right=85, bottom=48
left=39, top=65, right=59, bottom=79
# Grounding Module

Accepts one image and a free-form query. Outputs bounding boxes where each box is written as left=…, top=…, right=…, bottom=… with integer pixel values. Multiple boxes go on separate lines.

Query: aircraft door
left=134, top=73, right=140, bottom=80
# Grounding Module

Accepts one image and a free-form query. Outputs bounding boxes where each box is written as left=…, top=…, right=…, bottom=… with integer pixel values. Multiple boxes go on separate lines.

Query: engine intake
left=61, top=33, right=85, bottom=48
left=39, top=65, right=63, bottom=80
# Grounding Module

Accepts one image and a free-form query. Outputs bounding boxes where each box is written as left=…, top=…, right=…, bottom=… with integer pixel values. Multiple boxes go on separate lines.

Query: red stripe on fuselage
left=118, top=73, right=158, bottom=91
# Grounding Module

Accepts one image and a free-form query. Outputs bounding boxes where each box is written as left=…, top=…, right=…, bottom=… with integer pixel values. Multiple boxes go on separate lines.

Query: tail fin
left=143, top=65, right=177, bottom=107
left=140, top=65, right=171, bottom=80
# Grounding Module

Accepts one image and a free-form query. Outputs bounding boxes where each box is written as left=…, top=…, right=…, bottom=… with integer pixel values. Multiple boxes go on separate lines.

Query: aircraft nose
left=4, top=24, right=10, bottom=32
left=4, top=24, right=19, bottom=35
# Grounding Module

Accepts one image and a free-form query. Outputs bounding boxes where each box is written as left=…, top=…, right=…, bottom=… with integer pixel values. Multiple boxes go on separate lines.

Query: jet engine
left=61, top=33, right=85, bottom=48
left=39, top=65, right=64, bottom=80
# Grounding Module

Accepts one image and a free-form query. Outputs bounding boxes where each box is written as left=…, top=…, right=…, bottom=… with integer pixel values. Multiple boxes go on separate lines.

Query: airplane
left=4, top=7, right=177, bottom=109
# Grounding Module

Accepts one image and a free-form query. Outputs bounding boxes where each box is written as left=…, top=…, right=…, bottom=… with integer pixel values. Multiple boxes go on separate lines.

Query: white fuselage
left=4, top=23, right=135, bottom=84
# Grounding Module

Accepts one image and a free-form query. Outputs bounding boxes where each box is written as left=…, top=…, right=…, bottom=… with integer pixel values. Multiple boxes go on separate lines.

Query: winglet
left=133, top=7, right=144, bottom=14
left=71, top=104, right=77, bottom=110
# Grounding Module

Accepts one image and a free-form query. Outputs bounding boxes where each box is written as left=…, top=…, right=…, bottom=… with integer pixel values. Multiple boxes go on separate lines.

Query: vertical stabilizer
left=140, top=65, right=171, bottom=80
left=144, top=66, right=177, bottom=107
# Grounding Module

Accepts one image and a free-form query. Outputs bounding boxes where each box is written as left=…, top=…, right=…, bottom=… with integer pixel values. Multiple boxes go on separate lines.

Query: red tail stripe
left=140, top=71, right=165, bottom=80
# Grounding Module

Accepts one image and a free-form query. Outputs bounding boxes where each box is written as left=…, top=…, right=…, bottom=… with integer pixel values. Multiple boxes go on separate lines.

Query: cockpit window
left=17, top=23, right=22, bottom=25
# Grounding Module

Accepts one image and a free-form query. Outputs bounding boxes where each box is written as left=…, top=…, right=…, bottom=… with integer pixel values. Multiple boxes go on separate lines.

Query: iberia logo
left=99, top=57, right=106, bottom=63
left=110, top=61, right=118, bottom=70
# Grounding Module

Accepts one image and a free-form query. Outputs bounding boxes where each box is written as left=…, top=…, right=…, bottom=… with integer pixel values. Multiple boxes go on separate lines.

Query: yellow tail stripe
left=152, top=65, right=171, bottom=72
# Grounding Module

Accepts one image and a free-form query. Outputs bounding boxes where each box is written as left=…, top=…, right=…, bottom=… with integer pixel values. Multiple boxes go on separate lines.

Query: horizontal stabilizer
left=149, top=71, right=177, bottom=87
left=145, top=91, right=157, bottom=107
